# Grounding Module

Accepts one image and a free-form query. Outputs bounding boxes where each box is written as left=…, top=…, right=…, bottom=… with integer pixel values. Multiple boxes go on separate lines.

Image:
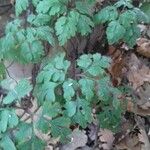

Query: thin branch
left=0, top=3, right=12, bottom=7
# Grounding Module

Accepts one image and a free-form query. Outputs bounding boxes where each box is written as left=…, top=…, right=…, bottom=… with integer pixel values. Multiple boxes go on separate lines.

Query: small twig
left=6, top=61, right=15, bottom=68
left=93, top=122, right=100, bottom=149
left=5, top=67, right=18, bottom=84
left=0, top=3, right=12, bottom=7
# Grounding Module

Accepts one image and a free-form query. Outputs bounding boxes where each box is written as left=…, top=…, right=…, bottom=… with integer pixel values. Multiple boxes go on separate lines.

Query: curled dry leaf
left=99, top=129, right=115, bottom=150
left=137, top=84, right=150, bottom=113
left=127, top=83, right=150, bottom=116
left=127, top=100, right=150, bottom=116
left=136, top=116, right=150, bottom=150
left=108, top=46, right=126, bottom=86
left=126, top=53, right=150, bottom=90
left=136, top=38, right=150, bottom=58
left=115, top=133, right=141, bottom=150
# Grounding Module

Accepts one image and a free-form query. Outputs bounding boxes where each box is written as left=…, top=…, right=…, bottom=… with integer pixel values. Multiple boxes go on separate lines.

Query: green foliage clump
left=0, top=0, right=148, bottom=148
left=94, top=0, right=149, bottom=47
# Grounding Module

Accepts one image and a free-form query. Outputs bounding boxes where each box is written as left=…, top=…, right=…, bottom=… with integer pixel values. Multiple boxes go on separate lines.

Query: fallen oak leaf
left=127, top=100, right=150, bottom=116
left=136, top=38, right=150, bottom=58
left=99, top=129, right=115, bottom=150
left=135, top=116, right=150, bottom=150
left=126, top=53, right=150, bottom=90
left=108, top=46, right=126, bottom=86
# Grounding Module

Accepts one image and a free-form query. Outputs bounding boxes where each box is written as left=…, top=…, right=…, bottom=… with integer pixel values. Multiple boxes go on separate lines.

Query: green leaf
left=32, top=0, right=40, bottom=6
left=15, top=0, right=29, bottom=16
left=63, top=79, right=75, bottom=101
left=0, top=110, right=9, bottom=132
left=123, top=25, right=140, bottom=47
left=106, top=21, right=125, bottom=44
left=113, top=98, right=120, bottom=110
left=55, top=10, right=79, bottom=45
left=3, top=79, right=32, bottom=104
left=17, top=135, right=45, bottom=150
left=0, top=109, right=19, bottom=133
left=87, top=54, right=111, bottom=76
left=77, top=15, right=94, bottom=35
left=114, top=0, right=133, bottom=9
left=140, top=2, right=150, bottom=23
left=119, top=10, right=137, bottom=28
left=42, top=101, right=61, bottom=117
left=15, top=79, right=32, bottom=99
left=98, top=108, right=122, bottom=132
left=36, top=116, right=50, bottom=133
left=94, top=6, right=118, bottom=24
left=97, top=77, right=112, bottom=103
left=8, top=110, right=19, bottom=128
left=77, top=53, right=111, bottom=76
left=35, top=53, right=71, bottom=104
left=20, top=40, right=44, bottom=63
left=37, top=82, right=58, bottom=102
left=72, top=98, right=92, bottom=128
left=36, top=26, right=55, bottom=46
left=75, top=1, right=93, bottom=15
left=79, top=78, right=94, bottom=101
left=50, top=117, right=71, bottom=142
left=0, top=62, right=6, bottom=81
left=0, top=135, right=16, bottom=150
left=36, top=0, right=67, bottom=16
left=133, top=8, right=149, bottom=23
left=36, top=52, right=70, bottom=83
left=65, top=101, right=77, bottom=117
left=28, top=14, right=51, bottom=26
left=1, top=33, right=16, bottom=53
left=5, top=19, right=21, bottom=33
left=77, top=54, right=92, bottom=69
left=15, top=123, right=32, bottom=144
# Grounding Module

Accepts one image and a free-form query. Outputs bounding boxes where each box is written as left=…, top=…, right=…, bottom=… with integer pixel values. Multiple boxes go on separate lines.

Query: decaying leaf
left=61, top=129, right=87, bottom=150
left=116, top=136, right=141, bottom=150
left=135, top=116, right=150, bottom=150
left=99, top=129, right=115, bottom=150
left=137, top=83, right=150, bottom=109
left=108, top=46, right=126, bottom=86
left=136, top=38, right=150, bottom=58
left=127, top=83, right=150, bottom=116
left=126, top=53, right=150, bottom=90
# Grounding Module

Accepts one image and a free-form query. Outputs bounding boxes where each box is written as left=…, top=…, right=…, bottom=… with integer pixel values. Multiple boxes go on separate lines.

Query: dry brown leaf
left=127, top=100, right=150, bottom=116
left=108, top=46, right=126, bottom=86
left=61, top=129, right=87, bottom=150
left=136, top=38, right=150, bottom=58
left=136, top=116, right=150, bottom=150
left=137, top=84, right=150, bottom=106
left=128, top=84, right=150, bottom=116
left=126, top=53, right=150, bottom=90
left=99, top=129, right=115, bottom=150
left=116, top=133, right=140, bottom=150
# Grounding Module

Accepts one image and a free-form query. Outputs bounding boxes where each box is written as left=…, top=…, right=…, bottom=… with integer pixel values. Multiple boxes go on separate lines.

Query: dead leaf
left=127, top=100, right=150, bottom=116
left=115, top=133, right=140, bottom=150
left=126, top=53, right=150, bottom=90
left=99, top=129, right=115, bottom=150
left=87, top=123, right=97, bottom=141
left=136, top=38, right=150, bottom=58
left=137, top=84, right=150, bottom=107
left=61, top=129, right=87, bottom=150
left=108, top=46, right=126, bottom=86
left=136, top=116, right=150, bottom=150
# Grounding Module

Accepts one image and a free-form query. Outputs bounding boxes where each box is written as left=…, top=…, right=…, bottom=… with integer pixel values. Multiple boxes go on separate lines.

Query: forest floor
left=0, top=1, right=150, bottom=150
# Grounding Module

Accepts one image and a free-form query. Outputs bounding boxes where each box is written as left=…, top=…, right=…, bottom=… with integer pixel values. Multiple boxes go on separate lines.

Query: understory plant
left=0, top=0, right=148, bottom=149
